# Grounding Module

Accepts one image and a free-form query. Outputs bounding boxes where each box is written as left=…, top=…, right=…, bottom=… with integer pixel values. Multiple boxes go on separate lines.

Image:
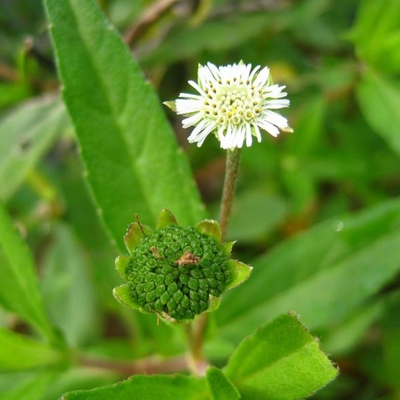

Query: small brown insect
left=150, top=246, right=162, bottom=259
left=175, top=251, right=201, bottom=266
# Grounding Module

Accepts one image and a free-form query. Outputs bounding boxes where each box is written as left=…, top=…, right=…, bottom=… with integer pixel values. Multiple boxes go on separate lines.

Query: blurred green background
left=1, top=0, right=400, bottom=399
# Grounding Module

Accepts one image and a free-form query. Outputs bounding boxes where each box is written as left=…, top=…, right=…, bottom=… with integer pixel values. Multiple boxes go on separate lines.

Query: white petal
left=253, top=67, right=270, bottom=88
left=182, top=113, right=203, bottom=127
left=252, top=123, right=262, bottom=142
left=249, top=65, right=261, bottom=82
left=188, top=80, right=207, bottom=97
left=245, top=124, right=253, bottom=147
left=257, top=119, right=280, bottom=137
left=264, top=99, right=290, bottom=109
left=263, top=110, right=290, bottom=128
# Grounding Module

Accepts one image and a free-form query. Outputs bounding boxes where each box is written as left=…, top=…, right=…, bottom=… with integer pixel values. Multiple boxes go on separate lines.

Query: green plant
left=1, top=0, right=400, bottom=399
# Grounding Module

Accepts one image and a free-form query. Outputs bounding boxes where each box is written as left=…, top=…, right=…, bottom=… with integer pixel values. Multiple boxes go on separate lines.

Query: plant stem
left=218, top=148, right=242, bottom=241
left=183, top=323, right=208, bottom=376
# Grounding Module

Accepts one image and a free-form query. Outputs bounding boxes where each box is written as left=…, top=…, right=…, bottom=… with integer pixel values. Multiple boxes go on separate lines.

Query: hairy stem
left=219, top=148, right=242, bottom=241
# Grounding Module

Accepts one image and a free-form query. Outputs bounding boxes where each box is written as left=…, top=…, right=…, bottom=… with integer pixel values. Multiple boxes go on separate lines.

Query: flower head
left=169, top=62, right=292, bottom=149
left=113, top=210, right=252, bottom=324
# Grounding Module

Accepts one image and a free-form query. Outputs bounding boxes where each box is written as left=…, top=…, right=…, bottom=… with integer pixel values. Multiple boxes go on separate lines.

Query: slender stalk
left=218, top=148, right=242, bottom=241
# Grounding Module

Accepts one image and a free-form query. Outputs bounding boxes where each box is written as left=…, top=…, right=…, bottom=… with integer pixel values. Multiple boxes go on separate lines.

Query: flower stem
left=219, top=148, right=242, bottom=241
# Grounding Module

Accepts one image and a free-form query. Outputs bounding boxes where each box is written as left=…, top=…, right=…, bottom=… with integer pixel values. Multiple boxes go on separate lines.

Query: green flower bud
left=113, top=210, right=252, bottom=324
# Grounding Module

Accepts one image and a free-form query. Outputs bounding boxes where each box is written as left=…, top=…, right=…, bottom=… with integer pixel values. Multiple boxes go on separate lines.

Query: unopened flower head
left=172, top=62, right=292, bottom=150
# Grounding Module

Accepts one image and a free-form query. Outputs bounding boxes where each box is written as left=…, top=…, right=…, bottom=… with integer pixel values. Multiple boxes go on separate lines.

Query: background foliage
left=1, top=0, right=400, bottom=398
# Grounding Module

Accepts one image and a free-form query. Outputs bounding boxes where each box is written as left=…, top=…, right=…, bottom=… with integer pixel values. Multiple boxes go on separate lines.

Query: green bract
left=113, top=210, right=252, bottom=323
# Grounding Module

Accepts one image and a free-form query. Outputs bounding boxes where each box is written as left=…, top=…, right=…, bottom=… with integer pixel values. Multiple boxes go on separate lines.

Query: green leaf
left=0, top=328, right=62, bottom=372
left=0, top=96, right=68, bottom=201
left=113, top=284, right=146, bottom=313
left=356, top=69, right=400, bottom=157
left=206, top=366, right=240, bottom=400
left=216, top=198, right=400, bottom=343
left=0, top=370, right=60, bottom=400
left=225, top=260, right=252, bottom=291
left=0, top=201, right=55, bottom=341
left=41, top=224, right=99, bottom=347
left=124, top=222, right=152, bottom=254
left=157, top=209, right=178, bottom=230
left=348, top=0, right=400, bottom=73
left=224, top=313, right=338, bottom=400
left=196, top=219, right=222, bottom=242
left=41, top=368, right=120, bottom=400
left=322, top=300, right=383, bottom=356
left=44, top=0, right=205, bottom=252
left=62, top=374, right=207, bottom=400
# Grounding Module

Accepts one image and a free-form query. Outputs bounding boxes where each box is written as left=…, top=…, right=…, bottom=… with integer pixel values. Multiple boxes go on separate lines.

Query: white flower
left=173, top=62, right=292, bottom=150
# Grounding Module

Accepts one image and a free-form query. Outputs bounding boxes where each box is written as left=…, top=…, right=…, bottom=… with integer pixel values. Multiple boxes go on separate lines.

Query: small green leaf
left=124, top=222, right=152, bottom=254
left=222, top=241, right=235, bottom=256
left=225, top=260, right=252, bottom=291
left=157, top=209, right=178, bottom=230
left=113, top=284, right=147, bottom=313
left=207, top=296, right=221, bottom=314
left=44, top=0, right=206, bottom=252
left=62, top=374, right=207, bottom=400
left=0, top=96, right=69, bottom=201
left=0, top=201, right=55, bottom=341
left=196, top=220, right=222, bottom=242
left=224, top=313, right=338, bottom=400
left=0, top=328, right=63, bottom=372
left=206, top=366, right=240, bottom=400
left=163, top=101, right=176, bottom=112
left=115, top=255, right=131, bottom=280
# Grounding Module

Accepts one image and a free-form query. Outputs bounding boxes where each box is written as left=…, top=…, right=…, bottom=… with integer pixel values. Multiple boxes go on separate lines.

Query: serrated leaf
left=224, top=313, right=338, bottom=400
left=356, top=69, right=400, bottom=157
left=0, top=96, right=68, bottom=201
left=0, top=201, right=55, bottom=341
left=216, top=199, right=400, bottom=343
left=44, top=0, right=205, bottom=252
left=206, top=366, right=240, bottom=400
left=0, top=328, right=62, bottom=372
left=62, top=374, right=207, bottom=400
